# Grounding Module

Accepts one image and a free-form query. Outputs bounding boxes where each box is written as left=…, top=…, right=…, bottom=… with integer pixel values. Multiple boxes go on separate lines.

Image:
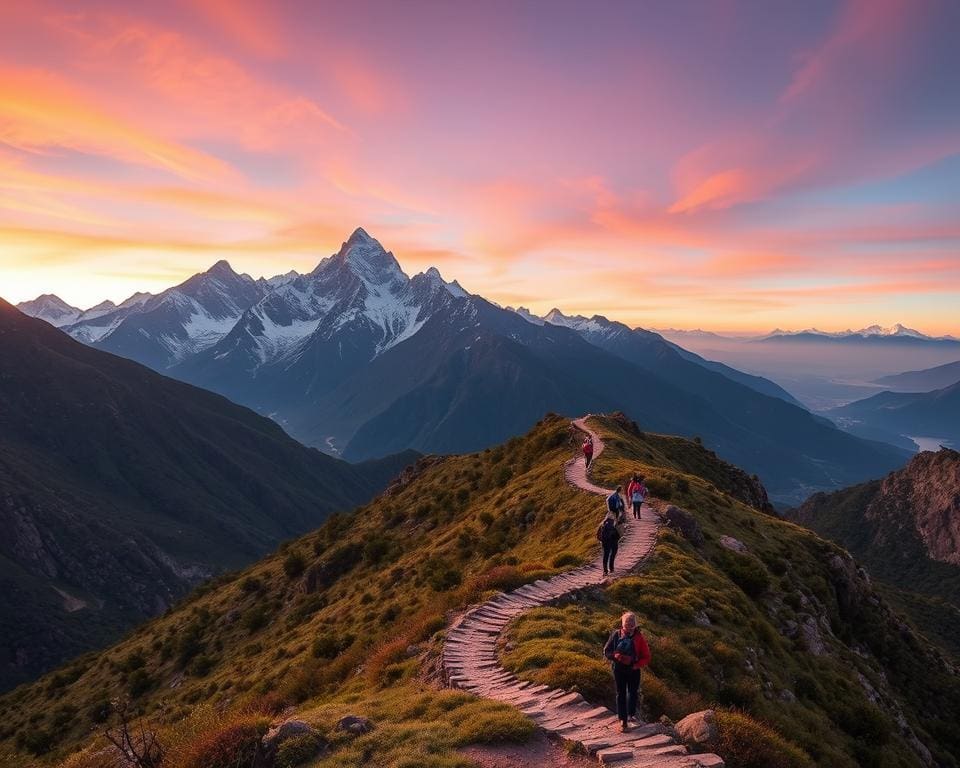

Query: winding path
left=443, top=417, right=724, bottom=767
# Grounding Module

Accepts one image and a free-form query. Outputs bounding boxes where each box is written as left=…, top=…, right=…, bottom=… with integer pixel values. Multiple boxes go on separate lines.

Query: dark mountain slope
left=0, top=299, right=407, bottom=690
left=875, top=360, right=960, bottom=391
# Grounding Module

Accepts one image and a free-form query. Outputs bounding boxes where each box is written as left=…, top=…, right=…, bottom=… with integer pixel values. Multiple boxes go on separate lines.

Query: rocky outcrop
left=661, top=505, right=704, bottom=546
left=675, top=710, right=718, bottom=748
left=867, top=449, right=960, bottom=566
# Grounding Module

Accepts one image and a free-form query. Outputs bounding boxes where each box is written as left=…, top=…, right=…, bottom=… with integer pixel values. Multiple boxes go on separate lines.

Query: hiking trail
left=443, top=416, right=724, bottom=767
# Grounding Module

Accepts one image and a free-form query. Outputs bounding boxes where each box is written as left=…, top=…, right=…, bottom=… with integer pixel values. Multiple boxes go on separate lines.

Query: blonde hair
left=621, top=611, right=637, bottom=628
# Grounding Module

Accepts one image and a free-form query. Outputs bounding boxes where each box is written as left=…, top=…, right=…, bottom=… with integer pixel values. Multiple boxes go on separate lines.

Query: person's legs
left=613, top=664, right=629, bottom=725
left=626, top=668, right=641, bottom=719
left=632, top=500, right=641, bottom=519
left=608, top=542, right=618, bottom=572
left=602, top=543, right=611, bottom=573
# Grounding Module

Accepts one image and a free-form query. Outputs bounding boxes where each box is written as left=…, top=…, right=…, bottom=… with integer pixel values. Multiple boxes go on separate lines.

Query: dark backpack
left=600, top=518, right=619, bottom=544
left=607, top=493, right=621, bottom=514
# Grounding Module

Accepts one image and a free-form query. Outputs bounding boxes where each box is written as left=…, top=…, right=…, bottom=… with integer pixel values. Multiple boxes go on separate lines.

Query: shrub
left=283, top=551, right=307, bottom=579
left=188, top=654, right=216, bottom=677
left=242, top=605, right=269, bottom=633
left=715, top=710, right=813, bottom=768
left=423, top=557, right=462, bottom=591
left=536, top=653, right=611, bottom=704
left=177, top=715, right=269, bottom=768
left=717, top=551, right=770, bottom=598
left=276, top=733, right=324, bottom=767
left=239, top=576, right=262, bottom=593
left=127, top=669, right=154, bottom=697
left=552, top=552, right=580, bottom=568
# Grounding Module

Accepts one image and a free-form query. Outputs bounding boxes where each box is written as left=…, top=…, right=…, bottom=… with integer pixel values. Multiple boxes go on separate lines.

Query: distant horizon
left=2, top=1, right=958, bottom=335
left=9, top=239, right=959, bottom=340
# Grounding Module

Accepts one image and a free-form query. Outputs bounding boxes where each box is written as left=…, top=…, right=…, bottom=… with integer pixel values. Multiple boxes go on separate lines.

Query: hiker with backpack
left=597, top=513, right=621, bottom=575
left=582, top=437, right=594, bottom=468
left=626, top=474, right=647, bottom=520
left=603, top=611, right=651, bottom=732
left=607, top=485, right=626, bottom=521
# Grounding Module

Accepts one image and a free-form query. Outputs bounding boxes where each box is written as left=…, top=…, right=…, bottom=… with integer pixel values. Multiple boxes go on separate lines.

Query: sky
left=1, top=0, right=958, bottom=334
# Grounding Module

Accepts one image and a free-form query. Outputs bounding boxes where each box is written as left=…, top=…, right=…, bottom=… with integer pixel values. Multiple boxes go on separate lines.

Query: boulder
left=675, top=709, right=718, bottom=747
left=662, top=505, right=704, bottom=546
left=719, top=535, right=748, bottom=553
left=337, top=714, right=373, bottom=735
left=799, top=615, right=826, bottom=656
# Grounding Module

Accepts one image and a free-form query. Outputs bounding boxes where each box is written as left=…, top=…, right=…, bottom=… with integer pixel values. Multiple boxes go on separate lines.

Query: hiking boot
left=620, top=721, right=630, bottom=733
left=602, top=569, right=608, bottom=576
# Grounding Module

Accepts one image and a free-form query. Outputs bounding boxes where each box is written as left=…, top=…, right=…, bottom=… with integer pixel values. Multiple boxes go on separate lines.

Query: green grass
left=4, top=413, right=960, bottom=768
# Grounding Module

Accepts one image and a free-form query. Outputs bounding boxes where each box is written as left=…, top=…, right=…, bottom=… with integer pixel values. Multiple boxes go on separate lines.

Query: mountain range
left=0, top=299, right=412, bottom=691
left=760, top=325, right=960, bottom=346
left=15, top=228, right=910, bottom=505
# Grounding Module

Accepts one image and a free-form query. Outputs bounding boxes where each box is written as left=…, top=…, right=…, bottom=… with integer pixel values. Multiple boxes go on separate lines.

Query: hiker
left=582, top=437, right=594, bottom=468
left=603, top=611, right=651, bottom=732
left=626, top=474, right=647, bottom=520
left=596, top=513, right=620, bottom=575
left=606, top=485, right=626, bottom=521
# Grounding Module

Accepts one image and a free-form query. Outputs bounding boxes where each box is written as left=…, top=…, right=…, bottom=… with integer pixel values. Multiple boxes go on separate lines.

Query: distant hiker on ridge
left=626, top=474, right=647, bottom=520
left=603, top=611, right=651, bottom=732
left=582, top=436, right=594, bottom=468
left=597, top=512, right=621, bottom=576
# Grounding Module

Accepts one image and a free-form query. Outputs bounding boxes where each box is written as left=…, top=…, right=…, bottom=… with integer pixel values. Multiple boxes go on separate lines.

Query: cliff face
left=866, top=449, right=960, bottom=566
left=791, top=448, right=960, bottom=659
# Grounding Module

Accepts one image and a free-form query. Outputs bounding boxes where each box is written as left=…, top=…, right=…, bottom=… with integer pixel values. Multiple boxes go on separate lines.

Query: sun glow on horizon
left=1, top=0, right=958, bottom=335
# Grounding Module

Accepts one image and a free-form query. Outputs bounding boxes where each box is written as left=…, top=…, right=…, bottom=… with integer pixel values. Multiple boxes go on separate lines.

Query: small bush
left=423, top=557, right=462, bottom=591
left=242, top=606, right=269, bottom=633
left=717, top=551, right=770, bottom=598
left=715, top=710, right=813, bottom=768
left=276, top=733, right=324, bottom=768
left=283, top=551, right=307, bottom=579
left=452, top=707, right=535, bottom=745
left=177, top=715, right=270, bottom=768
left=239, top=576, right=262, bottom=593
left=127, top=668, right=154, bottom=697
left=552, top=552, right=580, bottom=568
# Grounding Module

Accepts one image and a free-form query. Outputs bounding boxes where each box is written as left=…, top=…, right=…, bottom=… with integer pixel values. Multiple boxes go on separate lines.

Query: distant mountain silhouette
left=830, top=382, right=960, bottom=445
left=0, top=298, right=412, bottom=690
left=874, top=361, right=960, bottom=392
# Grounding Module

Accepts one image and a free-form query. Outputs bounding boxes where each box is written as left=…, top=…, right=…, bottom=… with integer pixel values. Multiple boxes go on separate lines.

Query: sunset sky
left=1, top=0, right=958, bottom=333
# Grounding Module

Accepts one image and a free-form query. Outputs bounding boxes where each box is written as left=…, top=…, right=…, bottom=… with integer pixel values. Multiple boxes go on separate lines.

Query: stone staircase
left=442, top=416, right=724, bottom=767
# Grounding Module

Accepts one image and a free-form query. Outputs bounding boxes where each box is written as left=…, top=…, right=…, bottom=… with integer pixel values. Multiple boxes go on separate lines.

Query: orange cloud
left=0, top=67, right=237, bottom=183
left=184, top=0, right=285, bottom=58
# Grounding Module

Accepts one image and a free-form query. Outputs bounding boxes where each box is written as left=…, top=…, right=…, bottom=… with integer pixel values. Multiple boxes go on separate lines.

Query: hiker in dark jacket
left=603, top=611, right=651, bottom=732
left=596, top=513, right=621, bottom=575
left=607, top=486, right=626, bottom=520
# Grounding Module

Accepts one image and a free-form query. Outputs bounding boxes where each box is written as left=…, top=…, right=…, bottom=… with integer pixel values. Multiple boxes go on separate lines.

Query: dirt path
left=443, top=416, right=724, bottom=767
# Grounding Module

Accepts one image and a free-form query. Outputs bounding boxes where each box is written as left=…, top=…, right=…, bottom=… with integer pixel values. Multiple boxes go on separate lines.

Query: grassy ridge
left=3, top=413, right=959, bottom=768
left=502, top=416, right=960, bottom=768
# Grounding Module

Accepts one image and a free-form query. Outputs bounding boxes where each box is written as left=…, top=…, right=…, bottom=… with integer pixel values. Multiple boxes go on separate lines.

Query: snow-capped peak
left=16, top=294, right=82, bottom=327
left=509, top=306, right=545, bottom=325
left=424, top=266, right=468, bottom=298
left=855, top=323, right=926, bottom=338
left=333, top=228, right=407, bottom=288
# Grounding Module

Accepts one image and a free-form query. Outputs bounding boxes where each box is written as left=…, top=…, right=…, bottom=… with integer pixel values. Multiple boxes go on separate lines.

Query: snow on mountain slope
left=15, top=294, right=82, bottom=327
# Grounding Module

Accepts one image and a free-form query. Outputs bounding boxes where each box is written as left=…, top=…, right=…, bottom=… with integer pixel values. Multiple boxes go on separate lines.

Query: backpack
left=607, top=493, right=621, bottom=513
left=600, top=518, right=619, bottom=545
left=616, top=633, right=635, bottom=657
left=631, top=485, right=644, bottom=503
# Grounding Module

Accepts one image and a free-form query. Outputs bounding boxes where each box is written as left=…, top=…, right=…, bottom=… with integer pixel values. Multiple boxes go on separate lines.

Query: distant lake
left=909, top=436, right=955, bottom=452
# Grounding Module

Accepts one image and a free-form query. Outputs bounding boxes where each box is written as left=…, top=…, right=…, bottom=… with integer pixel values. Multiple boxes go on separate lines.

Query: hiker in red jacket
left=603, top=611, right=651, bottom=732
left=626, top=474, right=647, bottom=520
left=582, top=438, right=594, bottom=468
